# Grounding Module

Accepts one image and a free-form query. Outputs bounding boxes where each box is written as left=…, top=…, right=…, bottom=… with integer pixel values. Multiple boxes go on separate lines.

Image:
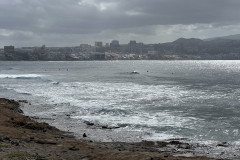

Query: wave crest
left=0, top=74, right=43, bottom=80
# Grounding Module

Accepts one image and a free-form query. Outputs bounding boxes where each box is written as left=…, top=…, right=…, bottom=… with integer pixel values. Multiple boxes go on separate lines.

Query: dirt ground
left=0, top=98, right=223, bottom=160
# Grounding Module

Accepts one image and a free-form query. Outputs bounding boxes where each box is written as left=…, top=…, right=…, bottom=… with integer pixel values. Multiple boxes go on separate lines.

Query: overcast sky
left=1, top=0, right=240, bottom=47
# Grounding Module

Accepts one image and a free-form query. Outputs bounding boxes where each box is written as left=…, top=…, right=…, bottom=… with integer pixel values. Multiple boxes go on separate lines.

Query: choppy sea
left=1, top=60, right=240, bottom=159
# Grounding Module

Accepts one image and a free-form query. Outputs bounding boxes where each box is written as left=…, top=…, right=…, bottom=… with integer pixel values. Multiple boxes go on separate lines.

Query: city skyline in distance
left=1, top=0, right=240, bottom=47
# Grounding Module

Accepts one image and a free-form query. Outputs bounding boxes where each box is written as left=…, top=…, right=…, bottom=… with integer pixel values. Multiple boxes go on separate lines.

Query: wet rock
left=101, top=125, right=120, bottom=129
left=102, top=125, right=108, bottom=129
left=217, top=142, right=229, bottom=147
left=69, top=146, right=79, bottom=151
left=18, top=100, right=28, bottom=103
left=84, top=121, right=94, bottom=126
left=169, top=141, right=182, bottom=145
left=83, top=133, right=87, bottom=137
left=111, top=126, right=120, bottom=129
left=3, top=137, right=10, bottom=141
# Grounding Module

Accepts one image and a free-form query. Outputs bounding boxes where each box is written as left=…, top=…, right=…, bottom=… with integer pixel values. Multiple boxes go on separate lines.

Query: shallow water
left=0, top=60, right=240, bottom=159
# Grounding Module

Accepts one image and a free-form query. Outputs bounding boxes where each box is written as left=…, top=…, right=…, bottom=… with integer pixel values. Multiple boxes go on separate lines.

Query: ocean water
left=1, top=60, right=240, bottom=158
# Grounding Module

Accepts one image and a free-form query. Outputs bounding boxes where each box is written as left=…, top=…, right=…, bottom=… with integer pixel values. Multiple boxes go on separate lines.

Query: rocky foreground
left=0, top=98, right=224, bottom=160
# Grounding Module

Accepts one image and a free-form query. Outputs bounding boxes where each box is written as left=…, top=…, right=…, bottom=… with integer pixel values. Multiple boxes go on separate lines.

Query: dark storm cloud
left=117, top=0, right=240, bottom=24
left=1, top=0, right=240, bottom=34
left=1, top=0, right=240, bottom=46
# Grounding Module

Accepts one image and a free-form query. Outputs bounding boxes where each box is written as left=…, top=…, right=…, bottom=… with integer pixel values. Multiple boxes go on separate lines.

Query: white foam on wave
left=72, top=111, right=198, bottom=129
left=0, top=74, right=43, bottom=79
left=143, top=132, right=181, bottom=141
left=8, top=80, right=222, bottom=110
left=2, top=79, right=220, bottom=142
left=6, top=80, right=206, bottom=118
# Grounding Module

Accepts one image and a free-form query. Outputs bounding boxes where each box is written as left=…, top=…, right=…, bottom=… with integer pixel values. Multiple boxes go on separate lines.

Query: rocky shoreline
left=0, top=98, right=225, bottom=160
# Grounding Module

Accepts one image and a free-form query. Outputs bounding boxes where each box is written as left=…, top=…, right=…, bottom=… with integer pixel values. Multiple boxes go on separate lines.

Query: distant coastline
left=2, top=36, right=240, bottom=61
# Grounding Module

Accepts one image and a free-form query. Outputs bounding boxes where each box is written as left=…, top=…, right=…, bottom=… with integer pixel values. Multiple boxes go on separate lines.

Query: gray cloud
left=1, top=0, right=240, bottom=47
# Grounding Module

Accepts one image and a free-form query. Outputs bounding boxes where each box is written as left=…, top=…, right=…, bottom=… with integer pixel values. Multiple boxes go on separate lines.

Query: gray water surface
left=1, top=60, right=240, bottom=159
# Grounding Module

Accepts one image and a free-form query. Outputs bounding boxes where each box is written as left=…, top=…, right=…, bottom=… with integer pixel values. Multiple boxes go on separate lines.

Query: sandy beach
left=0, top=98, right=224, bottom=160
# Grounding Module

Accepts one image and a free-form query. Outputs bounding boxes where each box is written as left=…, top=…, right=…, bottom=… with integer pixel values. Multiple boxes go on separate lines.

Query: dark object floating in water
left=53, top=82, right=60, bottom=85
left=130, top=71, right=139, bottom=74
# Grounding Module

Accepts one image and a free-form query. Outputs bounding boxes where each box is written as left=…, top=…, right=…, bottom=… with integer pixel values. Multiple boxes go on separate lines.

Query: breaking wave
left=0, top=74, right=43, bottom=80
